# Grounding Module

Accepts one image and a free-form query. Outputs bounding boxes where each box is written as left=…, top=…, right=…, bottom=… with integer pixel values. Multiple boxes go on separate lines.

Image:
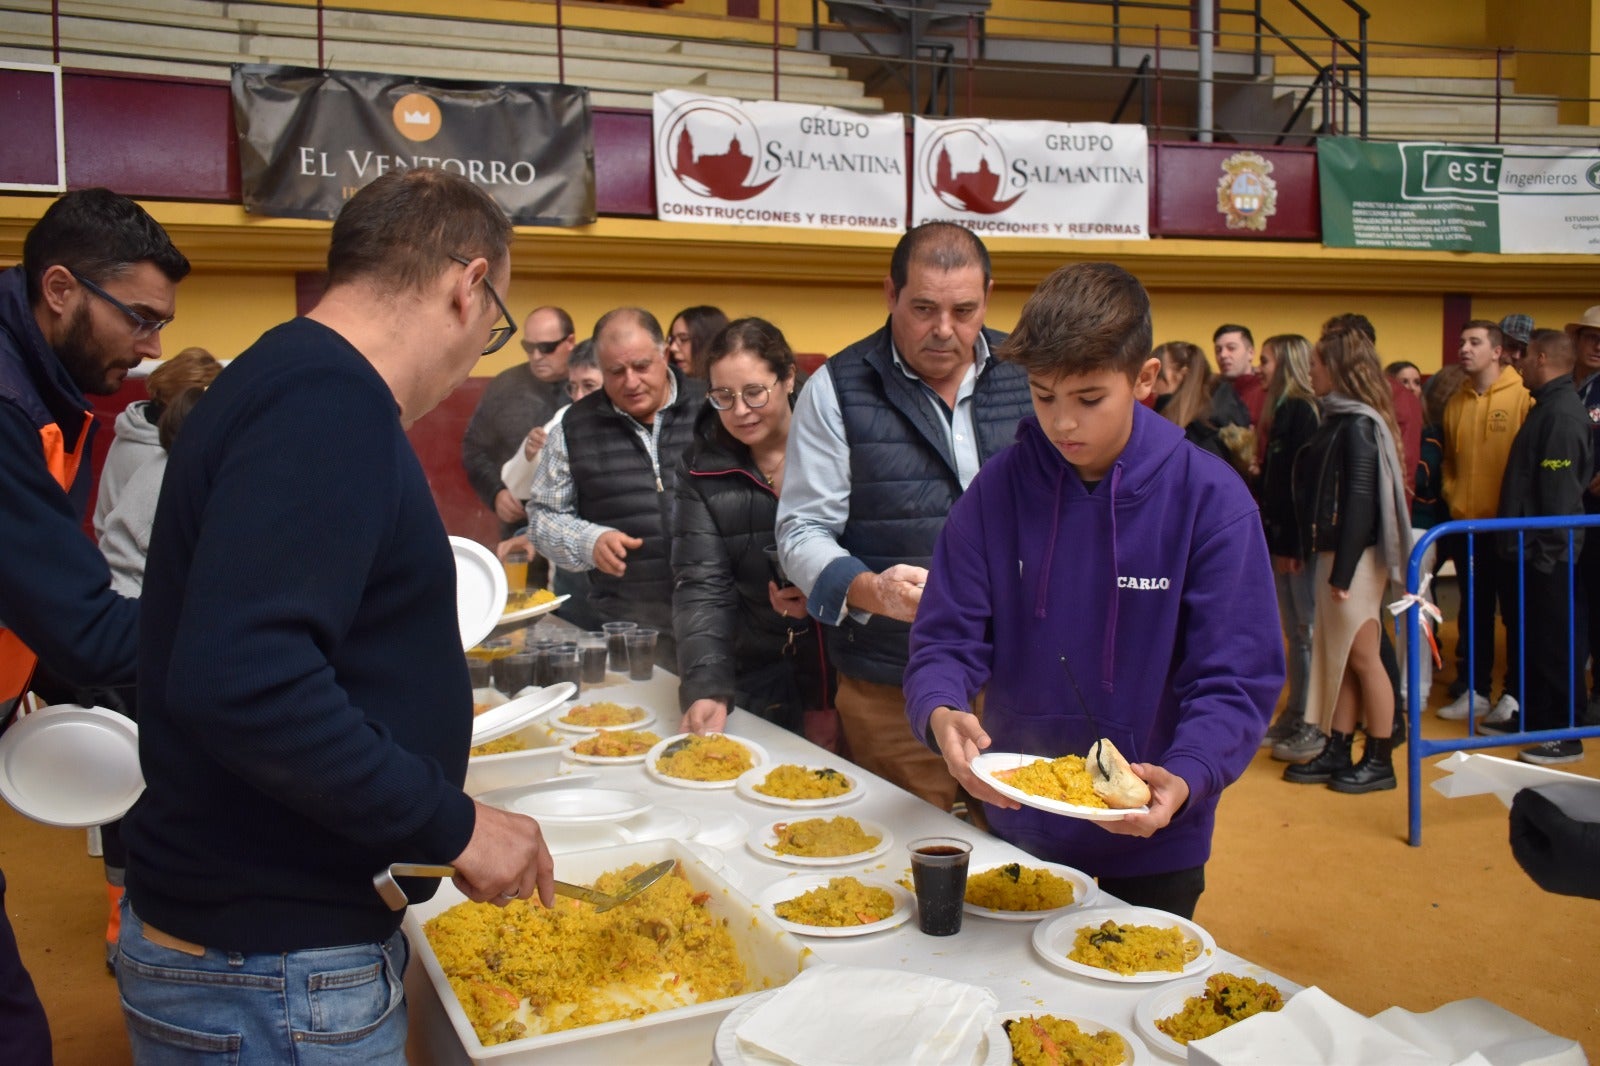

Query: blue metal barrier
left=1405, top=514, right=1600, bottom=845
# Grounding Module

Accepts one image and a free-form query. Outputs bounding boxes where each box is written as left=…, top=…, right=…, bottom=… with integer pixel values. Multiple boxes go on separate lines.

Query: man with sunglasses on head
left=117, top=169, right=554, bottom=1064
left=0, top=187, right=189, bottom=1063
left=462, top=304, right=575, bottom=533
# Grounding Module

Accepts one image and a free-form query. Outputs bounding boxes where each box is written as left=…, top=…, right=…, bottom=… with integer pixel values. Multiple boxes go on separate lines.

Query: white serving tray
left=403, top=838, right=813, bottom=1064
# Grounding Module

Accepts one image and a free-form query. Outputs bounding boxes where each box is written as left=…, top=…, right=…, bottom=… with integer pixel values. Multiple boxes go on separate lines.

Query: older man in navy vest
left=776, top=223, right=1032, bottom=810
left=526, top=307, right=706, bottom=666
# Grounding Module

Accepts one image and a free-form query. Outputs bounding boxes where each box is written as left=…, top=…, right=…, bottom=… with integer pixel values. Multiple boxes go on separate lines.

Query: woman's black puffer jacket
left=1293, top=411, right=1379, bottom=590
left=1259, top=395, right=1319, bottom=558
left=670, top=404, right=826, bottom=733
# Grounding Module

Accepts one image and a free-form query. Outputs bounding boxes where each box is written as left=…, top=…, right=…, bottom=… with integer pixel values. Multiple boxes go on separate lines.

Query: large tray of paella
left=403, top=838, right=814, bottom=1064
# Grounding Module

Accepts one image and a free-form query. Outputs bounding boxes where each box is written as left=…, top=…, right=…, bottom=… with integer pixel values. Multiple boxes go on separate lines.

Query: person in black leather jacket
left=1286, top=326, right=1411, bottom=793
left=672, top=318, right=831, bottom=739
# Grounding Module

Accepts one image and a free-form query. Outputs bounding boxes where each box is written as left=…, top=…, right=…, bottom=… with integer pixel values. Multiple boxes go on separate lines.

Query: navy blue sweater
left=124, top=317, right=476, bottom=953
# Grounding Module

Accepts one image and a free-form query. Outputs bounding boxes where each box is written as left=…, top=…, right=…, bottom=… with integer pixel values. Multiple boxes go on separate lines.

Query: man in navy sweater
left=118, top=169, right=554, bottom=1063
left=1, top=188, right=189, bottom=1065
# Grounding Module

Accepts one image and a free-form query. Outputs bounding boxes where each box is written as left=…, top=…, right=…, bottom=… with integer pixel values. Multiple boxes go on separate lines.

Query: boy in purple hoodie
left=904, top=263, right=1283, bottom=918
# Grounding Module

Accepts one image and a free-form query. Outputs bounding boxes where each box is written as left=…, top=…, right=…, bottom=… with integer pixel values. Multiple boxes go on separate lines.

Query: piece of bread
left=1087, top=738, right=1151, bottom=809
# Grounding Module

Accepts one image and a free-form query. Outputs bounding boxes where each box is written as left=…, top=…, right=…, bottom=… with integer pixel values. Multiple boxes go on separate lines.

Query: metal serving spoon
left=372, top=859, right=675, bottom=913
left=1059, top=654, right=1111, bottom=780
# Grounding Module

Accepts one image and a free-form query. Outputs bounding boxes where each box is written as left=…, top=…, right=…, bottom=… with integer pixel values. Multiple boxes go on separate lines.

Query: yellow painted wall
left=155, top=271, right=300, bottom=362
left=1488, top=0, right=1600, bottom=125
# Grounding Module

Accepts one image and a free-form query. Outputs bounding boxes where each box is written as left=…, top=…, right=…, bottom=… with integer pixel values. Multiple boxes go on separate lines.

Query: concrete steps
left=1272, top=74, right=1595, bottom=145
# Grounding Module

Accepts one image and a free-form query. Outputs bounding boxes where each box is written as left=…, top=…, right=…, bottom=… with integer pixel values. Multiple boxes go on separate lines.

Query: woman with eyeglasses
left=670, top=318, right=834, bottom=743
left=664, top=305, right=729, bottom=378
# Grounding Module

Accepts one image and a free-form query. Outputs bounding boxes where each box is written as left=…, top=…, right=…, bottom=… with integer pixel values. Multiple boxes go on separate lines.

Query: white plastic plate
left=993, top=1011, right=1149, bottom=1065
left=0, top=705, right=143, bottom=827
left=734, top=764, right=860, bottom=809
left=561, top=729, right=664, bottom=764
left=508, top=787, right=652, bottom=824
left=746, top=816, right=893, bottom=868
left=645, top=733, right=770, bottom=789
left=1133, top=965, right=1302, bottom=1060
left=499, top=592, right=570, bottom=626
left=470, top=684, right=576, bottom=746
left=550, top=703, right=656, bottom=736
left=962, top=860, right=1099, bottom=922
left=713, top=990, right=1009, bottom=1066
left=450, top=536, right=508, bottom=650
left=755, top=876, right=912, bottom=939
left=1031, top=905, right=1217, bottom=984
left=971, top=752, right=1148, bottom=820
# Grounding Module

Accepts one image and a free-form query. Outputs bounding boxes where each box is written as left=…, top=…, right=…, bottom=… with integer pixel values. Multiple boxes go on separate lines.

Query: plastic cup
left=528, top=639, right=558, bottom=687
left=909, top=836, right=971, bottom=936
left=496, top=652, right=536, bottom=696
left=548, top=643, right=581, bottom=692
left=626, top=627, right=658, bottom=681
left=502, top=549, right=529, bottom=592
left=578, top=632, right=608, bottom=684
left=603, top=621, right=636, bottom=673
left=465, top=657, right=493, bottom=692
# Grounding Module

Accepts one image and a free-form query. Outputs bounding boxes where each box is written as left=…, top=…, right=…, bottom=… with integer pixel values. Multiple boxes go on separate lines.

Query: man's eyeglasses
left=69, top=270, right=174, bottom=340
left=707, top=381, right=779, bottom=411
left=448, top=254, right=516, bottom=357
left=566, top=380, right=600, bottom=400
left=522, top=338, right=566, bottom=357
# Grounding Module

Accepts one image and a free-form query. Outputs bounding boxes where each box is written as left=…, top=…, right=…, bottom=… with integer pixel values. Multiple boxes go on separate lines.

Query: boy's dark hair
left=1384, top=360, right=1419, bottom=378
left=1462, top=318, right=1504, bottom=349
left=1212, top=322, right=1253, bottom=347
left=1324, top=312, right=1376, bottom=343
left=998, top=262, right=1151, bottom=379
left=888, top=222, right=991, bottom=296
left=706, top=317, right=795, bottom=383
left=327, top=169, right=511, bottom=294
left=23, top=187, right=191, bottom=304
left=566, top=338, right=596, bottom=370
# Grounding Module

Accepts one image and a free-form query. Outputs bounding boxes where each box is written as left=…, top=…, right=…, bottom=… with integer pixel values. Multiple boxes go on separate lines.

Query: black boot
left=1329, top=735, right=1396, bottom=793
left=1283, top=730, right=1353, bottom=784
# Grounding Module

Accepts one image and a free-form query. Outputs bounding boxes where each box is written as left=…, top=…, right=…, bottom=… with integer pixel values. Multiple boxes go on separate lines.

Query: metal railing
left=1404, top=516, right=1600, bottom=847
left=8, top=0, right=1599, bottom=141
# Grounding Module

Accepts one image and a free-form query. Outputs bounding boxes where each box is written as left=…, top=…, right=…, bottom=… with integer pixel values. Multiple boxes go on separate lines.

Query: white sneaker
left=1479, top=693, right=1519, bottom=726
left=1438, top=690, right=1488, bottom=721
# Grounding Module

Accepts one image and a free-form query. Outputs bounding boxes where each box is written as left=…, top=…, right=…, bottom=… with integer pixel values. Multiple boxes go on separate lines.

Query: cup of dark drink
left=496, top=652, right=536, bottom=696
left=602, top=621, right=636, bottom=673
left=908, top=836, right=971, bottom=936
left=578, top=631, right=608, bottom=684
left=626, top=628, right=658, bottom=681
left=529, top=639, right=558, bottom=688
left=547, top=643, right=581, bottom=692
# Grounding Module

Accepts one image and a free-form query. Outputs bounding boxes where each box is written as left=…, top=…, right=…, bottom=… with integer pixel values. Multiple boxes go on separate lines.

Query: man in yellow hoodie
left=1439, top=319, right=1533, bottom=723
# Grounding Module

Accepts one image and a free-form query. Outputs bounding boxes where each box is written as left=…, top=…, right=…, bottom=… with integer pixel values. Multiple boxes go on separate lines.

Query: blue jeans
left=1275, top=564, right=1316, bottom=724
left=116, top=903, right=409, bottom=1065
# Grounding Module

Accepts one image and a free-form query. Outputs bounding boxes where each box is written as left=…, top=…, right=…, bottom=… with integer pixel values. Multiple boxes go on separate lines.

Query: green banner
left=1320, top=137, right=1600, bottom=254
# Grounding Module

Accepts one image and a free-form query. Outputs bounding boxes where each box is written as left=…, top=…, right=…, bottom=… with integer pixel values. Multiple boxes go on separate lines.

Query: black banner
left=232, top=64, right=594, bottom=226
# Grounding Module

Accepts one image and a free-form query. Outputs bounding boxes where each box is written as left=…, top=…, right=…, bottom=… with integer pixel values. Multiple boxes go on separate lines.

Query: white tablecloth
left=408, top=633, right=1282, bottom=1064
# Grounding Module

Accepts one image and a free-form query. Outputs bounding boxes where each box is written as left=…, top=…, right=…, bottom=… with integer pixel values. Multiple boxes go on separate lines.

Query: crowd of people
left=1, top=172, right=1597, bottom=1061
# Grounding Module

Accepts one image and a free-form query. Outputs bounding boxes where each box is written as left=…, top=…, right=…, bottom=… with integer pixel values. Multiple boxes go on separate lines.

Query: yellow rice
left=964, top=863, right=1075, bottom=911
left=559, top=702, right=648, bottom=728
left=767, top=816, right=880, bottom=858
left=753, top=765, right=853, bottom=800
left=423, top=863, right=747, bottom=1047
left=772, top=877, right=895, bottom=927
left=572, top=729, right=661, bottom=757
left=469, top=735, right=525, bottom=757
left=1005, top=1015, right=1128, bottom=1066
left=654, top=735, right=754, bottom=781
left=1156, top=972, right=1285, bottom=1045
left=1068, top=920, right=1197, bottom=975
left=996, top=755, right=1108, bottom=808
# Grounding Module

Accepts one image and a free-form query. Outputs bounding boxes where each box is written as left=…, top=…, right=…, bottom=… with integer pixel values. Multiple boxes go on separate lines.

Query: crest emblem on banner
left=658, top=97, right=778, bottom=201
left=918, top=123, right=1023, bottom=214
left=1217, top=151, right=1277, bottom=231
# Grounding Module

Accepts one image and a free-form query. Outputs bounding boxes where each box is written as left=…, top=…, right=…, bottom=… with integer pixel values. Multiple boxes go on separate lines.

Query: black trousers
left=1578, top=533, right=1600, bottom=696
left=0, top=870, right=51, bottom=1066
left=1098, top=864, right=1206, bottom=920
left=1449, top=534, right=1520, bottom=698
left=1520, top=562, right=1587, bottom=732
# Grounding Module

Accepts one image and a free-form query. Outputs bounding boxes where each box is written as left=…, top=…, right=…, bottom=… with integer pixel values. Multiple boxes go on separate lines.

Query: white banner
left=1497, top=146, right=1600, bottom=254
left=653, top=90, right=906, bottom=233
left=911, top=118, right=1149, bottom=239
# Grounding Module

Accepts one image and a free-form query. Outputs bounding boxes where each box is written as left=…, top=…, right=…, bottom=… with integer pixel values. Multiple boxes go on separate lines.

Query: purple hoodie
left=905, top=403, right=1283, bottom=878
